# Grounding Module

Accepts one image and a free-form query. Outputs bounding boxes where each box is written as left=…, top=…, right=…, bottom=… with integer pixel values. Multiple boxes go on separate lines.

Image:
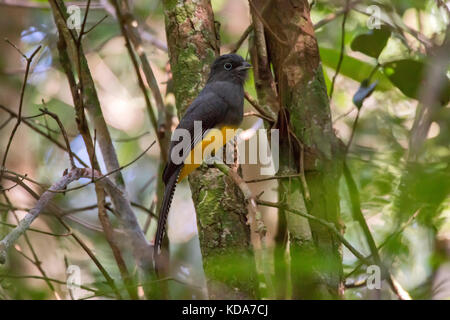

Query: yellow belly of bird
left=178, top=125, right=238, bottom=182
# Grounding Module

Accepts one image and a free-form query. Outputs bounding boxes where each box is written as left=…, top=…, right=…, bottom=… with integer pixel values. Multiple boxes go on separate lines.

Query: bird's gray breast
left=211, top=81, right=244, bottom=126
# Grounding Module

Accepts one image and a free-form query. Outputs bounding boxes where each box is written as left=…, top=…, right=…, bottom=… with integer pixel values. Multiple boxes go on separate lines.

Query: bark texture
left=162, top=0, right=258, bottom=299
left=252, top=0, right=344, bottom=298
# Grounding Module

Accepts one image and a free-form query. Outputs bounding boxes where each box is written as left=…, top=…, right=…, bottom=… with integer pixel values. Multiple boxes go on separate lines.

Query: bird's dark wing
left=155, top=89, right=229, bottom=262
left=162, top=89, right=229, bottom=184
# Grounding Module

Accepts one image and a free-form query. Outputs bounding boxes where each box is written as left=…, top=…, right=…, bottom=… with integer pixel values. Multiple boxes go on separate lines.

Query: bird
left=154, top=53, right=251, bottom=267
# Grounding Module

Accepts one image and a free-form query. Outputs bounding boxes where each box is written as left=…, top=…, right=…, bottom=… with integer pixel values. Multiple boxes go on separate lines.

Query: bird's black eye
left=224, top=62, right=232, bottom=71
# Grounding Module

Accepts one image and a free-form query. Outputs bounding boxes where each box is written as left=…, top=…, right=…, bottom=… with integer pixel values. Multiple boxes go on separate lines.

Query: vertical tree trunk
left=252, top=0, right=344, bottom=299
left=162, top=0, right=258, bottom=299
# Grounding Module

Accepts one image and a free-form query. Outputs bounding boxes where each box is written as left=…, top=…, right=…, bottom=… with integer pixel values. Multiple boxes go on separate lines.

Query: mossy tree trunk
left=251, top=0, right=344, bottom=299
left=162, top=0, right=258, bottom=299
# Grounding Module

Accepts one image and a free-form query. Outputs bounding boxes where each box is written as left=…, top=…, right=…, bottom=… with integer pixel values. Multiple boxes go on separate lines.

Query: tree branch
left=0, top=168, right=87, bottom=263
left=214, top=162, right=275, bottom=298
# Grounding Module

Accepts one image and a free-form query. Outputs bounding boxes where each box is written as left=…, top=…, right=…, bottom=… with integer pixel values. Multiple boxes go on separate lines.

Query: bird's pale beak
left=237, top=62, right=252, bottom=71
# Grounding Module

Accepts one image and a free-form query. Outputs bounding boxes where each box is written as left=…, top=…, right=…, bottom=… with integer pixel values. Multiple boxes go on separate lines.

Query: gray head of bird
left=207, top=53, right=252, bottom=84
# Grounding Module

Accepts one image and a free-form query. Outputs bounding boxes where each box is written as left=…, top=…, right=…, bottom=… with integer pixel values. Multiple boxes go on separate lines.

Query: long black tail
left=154, top=166, right=181, bottom=260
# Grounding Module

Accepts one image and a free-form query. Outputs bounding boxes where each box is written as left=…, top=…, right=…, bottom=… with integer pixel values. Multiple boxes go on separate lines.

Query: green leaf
left=353, top=79, right=378, bottom=109
left=350, top=25, right=391, bottom=59
left=322, top=65, right=331, bottom=93
left=382, top=59, right=425, bottom=99
left=319, top=47, right=393, bottom=91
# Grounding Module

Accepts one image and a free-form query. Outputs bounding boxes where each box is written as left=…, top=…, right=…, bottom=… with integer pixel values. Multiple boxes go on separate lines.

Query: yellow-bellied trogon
left=154, top=54, right=251, bottom=266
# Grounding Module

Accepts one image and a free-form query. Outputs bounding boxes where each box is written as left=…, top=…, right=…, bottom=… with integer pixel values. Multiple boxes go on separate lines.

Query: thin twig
left=313, top=0, right=363, bottom=30
left=289, top=131, right=311, bottom=202
left=0, top=274, right=103, bottom=295
left=96, top=185, right=138, bottom=299
left=257, top=199, right=369, bottom=262
left=143, top=201, right=156, bottom=235
left=244, top=92, right=275, bottom=123
left=353, top=6, right=433, bottom=50
left=328, top=0, right=349, bottom=100
left=1, top=168, right=49, bottom=189
left=130, top=201, right=157, bottom=218
left=345, top=109, right=361, bottom=155
left=140, top=30, right=168, bottom=52
left=59, top=219, right=123, bottom=300
left=333, top=107, right=356, bottom=123
left=0, top=104, right=88, bottom=167
left=114, top=131, right=151, bottom=142
left=92, top=129, right=97, bottom=182
left=84, top=14, right=108, bottom=35
left=1, top=42, right=41, bottom=182
left=244, top=111, right=275, bottom=123
left=0, top=0, right=103, bottom=10
left=39, top=105, right=76, bottom=169
left=0, top=173, right=27, bottom=192
left=0, top=115, right=13, bottom=130
left=78, top=0, right=92, bottom=43
left=30, top=120, right=77, bottom=137
left=0, top=221, right=72, bottom=237
left=2, top=192, right=58, bottom=296
left=245, top=174, right=304, bottom=184
left=344, top=210, right=420, bottom=281
left=47, top=141, right=155, bottom=193
left=230, top=25, right=253, bottom=53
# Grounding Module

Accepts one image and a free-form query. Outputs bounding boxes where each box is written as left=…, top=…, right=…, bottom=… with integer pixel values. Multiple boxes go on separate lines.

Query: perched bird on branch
left=154, top=54, right=251, bottom=269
